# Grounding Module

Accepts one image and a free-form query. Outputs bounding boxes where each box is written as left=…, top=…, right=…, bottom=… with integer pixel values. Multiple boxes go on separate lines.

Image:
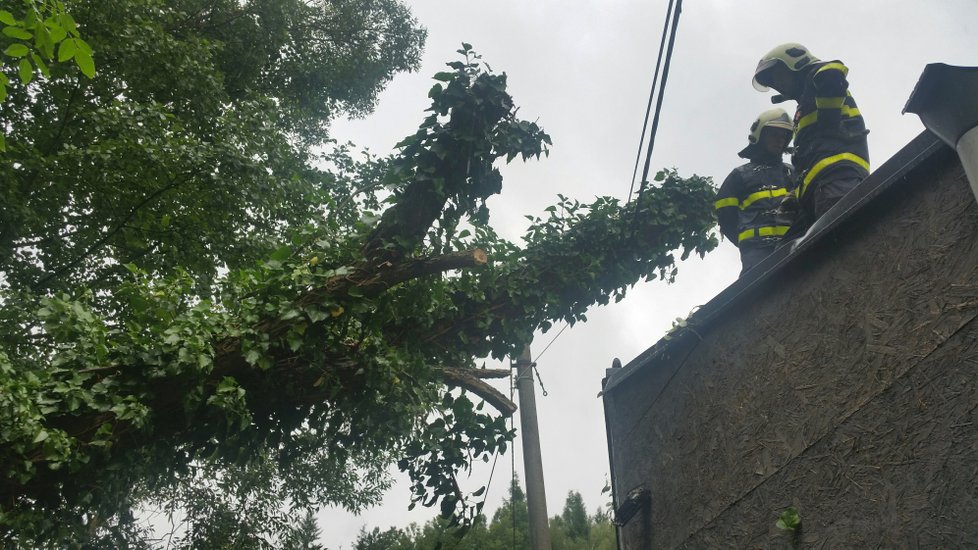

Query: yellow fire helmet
left=748, top=108, right=794, bottom=144
left=752, top=43, right=820, bottom=91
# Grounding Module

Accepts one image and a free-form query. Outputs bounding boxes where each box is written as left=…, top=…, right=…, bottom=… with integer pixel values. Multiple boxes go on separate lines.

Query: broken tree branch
left=439, top=367, right=516, bottom=416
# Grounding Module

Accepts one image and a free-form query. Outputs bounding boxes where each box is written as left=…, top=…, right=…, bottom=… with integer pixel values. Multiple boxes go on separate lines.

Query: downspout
left=903, top=63, right=978, bottom=202
left=602, top=359, right=624, bottom=550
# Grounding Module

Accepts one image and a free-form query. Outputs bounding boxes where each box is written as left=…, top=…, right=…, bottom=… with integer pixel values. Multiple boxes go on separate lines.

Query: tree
left=360, top=482, right=619, bottom=550
left=354, top=525, right=413, bottom=550
left=0, top=1, right=96, bottom=150
left=0, top=0, right=425, bottom=295
left=483, top=478, right=531, bottom=549
left=279, top=508, right=325, bottom=550
left=561, top=491, right=590, bottom=541
left=549, top=490, right=616, bottom=550
left=0, top=2, right=717, bottom=547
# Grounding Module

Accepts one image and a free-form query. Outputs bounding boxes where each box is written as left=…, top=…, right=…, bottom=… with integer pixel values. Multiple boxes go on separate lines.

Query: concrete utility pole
left=514, top=346, right=552, bottom=550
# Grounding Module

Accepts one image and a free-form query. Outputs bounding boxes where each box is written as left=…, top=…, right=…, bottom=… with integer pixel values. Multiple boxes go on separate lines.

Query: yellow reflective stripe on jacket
left=796, top=106, right=862, bottom=132
left=738, top=225, right=790, bottom=242
left=740, top=187, right=787, bottom=209
left=799, top=153, right=870, bottom=197
left=714, top=197, right=739, bottom=210
left=815, top=62, right=848, bottom=76
left=816, top=96, right=846, bottom=109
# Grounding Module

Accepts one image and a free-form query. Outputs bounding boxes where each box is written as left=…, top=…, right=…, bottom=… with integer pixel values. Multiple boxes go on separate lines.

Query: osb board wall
left=607, top=155, right=978, bottom=548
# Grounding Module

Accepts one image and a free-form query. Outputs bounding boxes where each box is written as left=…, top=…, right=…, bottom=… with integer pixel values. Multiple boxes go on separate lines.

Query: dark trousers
left=813, top=176, right=863, bottom=218
left=740, top=244, right=776, bottom=276
left=782, top=175, right=864, bottom=241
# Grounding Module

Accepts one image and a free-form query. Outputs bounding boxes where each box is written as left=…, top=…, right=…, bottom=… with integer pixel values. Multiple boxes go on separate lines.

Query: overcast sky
left=320, top=1, right=977, bottom=546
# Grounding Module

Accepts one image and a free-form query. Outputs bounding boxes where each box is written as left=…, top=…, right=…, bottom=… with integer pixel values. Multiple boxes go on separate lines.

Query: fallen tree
left=0, top=9, right=717, bottom=544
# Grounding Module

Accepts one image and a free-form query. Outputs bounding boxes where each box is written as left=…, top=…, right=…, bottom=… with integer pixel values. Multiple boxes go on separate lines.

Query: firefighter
left=715, top=108, right=795, bottom=274
left=752, top=43, right=869, bottom=235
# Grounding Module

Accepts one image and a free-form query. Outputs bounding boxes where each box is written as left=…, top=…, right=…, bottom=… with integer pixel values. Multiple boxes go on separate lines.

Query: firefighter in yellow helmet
left=715, top=108, right=795, bottom=274
left=752, top=43, right=869, bottom=236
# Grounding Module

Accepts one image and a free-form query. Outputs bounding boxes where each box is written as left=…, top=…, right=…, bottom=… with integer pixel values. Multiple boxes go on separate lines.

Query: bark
left=439, top=367, right=515, bottom=416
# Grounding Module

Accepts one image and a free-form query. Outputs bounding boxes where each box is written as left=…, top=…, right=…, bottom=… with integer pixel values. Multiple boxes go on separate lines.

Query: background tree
left=282, top=510, right=325, bottom=550
left=0, top=1, right=717, bottom=547
left=353, top=525, right=413, bottom=550
left=484, top=479, right=531, bottom=549
left=558, top=491, right=590, bottom=542
left=358, top=481, right=617, bottom=550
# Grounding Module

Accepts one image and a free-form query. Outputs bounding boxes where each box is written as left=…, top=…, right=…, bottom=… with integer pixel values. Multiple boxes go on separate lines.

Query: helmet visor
left=752, top=59, right=779, bottom=92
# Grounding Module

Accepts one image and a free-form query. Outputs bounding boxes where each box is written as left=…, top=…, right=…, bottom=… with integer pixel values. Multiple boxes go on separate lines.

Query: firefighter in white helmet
left=752, top=43, right=869, bottom=236
left=715, top=108, right=795, bottom=274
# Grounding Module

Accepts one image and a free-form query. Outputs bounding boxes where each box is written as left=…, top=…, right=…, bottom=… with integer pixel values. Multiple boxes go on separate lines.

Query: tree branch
left=301, top=248, right=487, bottom=307
left=438, top=367, right=516, bottom=416
left=32, top=173, right=195, bottom=291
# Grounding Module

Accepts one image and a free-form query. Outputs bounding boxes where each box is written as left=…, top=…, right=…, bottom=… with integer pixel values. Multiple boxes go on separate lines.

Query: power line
left=629, top=0, right=685, bottom=230
left=639, top=0, right=684, bottom=191
left=626, top=0, right=677, bottom=204
left=482, top=444, right=502, bottom=507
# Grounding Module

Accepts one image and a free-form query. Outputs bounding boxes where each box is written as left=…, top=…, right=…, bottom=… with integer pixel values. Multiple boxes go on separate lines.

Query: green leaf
left=0, top=10, right=16, bottom=25
left=2, top=26, right=32, bottom=40
left=33, top=24, right=54, bottom=59
left=427, top=83, right=442, bottom=98
left=4, top=44, right=29, bottom=58
left=287, top=333, right=302, bottom=352
left=197, top=354, right=212, bottom=370
left=45, top=21, right=67, bottom=43
left=432, top=71, right=455, bottom=82
left=31, top=53, right=49, bottom=78
left=775, top=506, right=801, bottom=530
left=269, top=245, right=291, bottom=262
left=244, top=349, right=261, bottom=366
left=59, top=13, right=78, bottom=36
left=18, top=58, right=32, bottom=84
left=33, top=430, right=49, bottom=444
left=74, top=38, right=92, bottom=55
left=74, top=46, right=94, bottom=78
left=57, top=37, right=76, bottom=62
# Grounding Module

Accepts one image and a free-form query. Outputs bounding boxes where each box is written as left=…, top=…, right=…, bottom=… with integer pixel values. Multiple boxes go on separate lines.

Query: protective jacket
left=715, top=155, right=795, bottom=249
left=791, top=60, right=870, bottom=201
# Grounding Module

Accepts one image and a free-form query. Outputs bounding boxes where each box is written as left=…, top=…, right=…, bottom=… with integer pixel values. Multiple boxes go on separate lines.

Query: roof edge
left=603, top=130, right=950, bottom=396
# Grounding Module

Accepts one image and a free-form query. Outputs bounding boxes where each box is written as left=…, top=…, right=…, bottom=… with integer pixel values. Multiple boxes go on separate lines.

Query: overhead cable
left=626, top=0, right=678, bottom=204
left=629, top=0, right=685, bottom=231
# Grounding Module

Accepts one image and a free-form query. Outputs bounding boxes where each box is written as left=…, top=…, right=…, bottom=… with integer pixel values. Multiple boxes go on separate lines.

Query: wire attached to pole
left=509, top=366, right=517, bottom=548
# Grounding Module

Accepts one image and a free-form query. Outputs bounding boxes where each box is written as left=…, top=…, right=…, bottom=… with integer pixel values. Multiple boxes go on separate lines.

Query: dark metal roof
left=602, top=129, right=952, bottom=395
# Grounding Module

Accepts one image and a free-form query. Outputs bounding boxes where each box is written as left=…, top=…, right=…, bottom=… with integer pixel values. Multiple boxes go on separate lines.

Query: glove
left=774, top=192, right=799, bottom=227
left=777, top=192, right=799, bottom=215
